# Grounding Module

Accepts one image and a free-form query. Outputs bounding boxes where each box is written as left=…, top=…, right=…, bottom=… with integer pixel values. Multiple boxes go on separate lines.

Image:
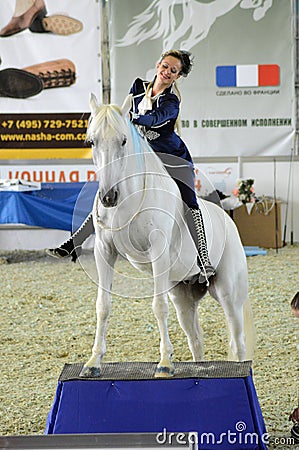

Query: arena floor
left=0, top=244, right=298, bottom=449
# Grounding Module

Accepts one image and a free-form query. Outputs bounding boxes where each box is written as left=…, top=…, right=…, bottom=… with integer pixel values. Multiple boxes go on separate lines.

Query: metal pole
left=283, top=146, right=295, bottom=246
left=283, top=0, right=297, bottom=245
left=100, top=0, right=111, bottom=104
left=273, top=158, right=279, bottom=253
left=295, top=0, right=299, bottom=155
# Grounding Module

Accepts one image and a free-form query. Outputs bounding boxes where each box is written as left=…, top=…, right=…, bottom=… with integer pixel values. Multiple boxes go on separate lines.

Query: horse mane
left=86, top=104, right=126, bottom=142
left=87, top=103, right=170, bottom=182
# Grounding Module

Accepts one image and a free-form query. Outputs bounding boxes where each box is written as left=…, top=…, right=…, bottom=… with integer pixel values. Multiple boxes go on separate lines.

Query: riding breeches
left=155, top=152, right=199, bottom=210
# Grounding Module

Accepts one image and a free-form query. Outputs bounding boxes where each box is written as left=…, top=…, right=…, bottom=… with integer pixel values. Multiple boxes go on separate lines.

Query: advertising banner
left=0, top=164, right=95, bottom=183
left=0, top=0, right=101, bottom=160
left=194, top=163, right=239, bottom=197
left=110, top=0, right=295, bottom=158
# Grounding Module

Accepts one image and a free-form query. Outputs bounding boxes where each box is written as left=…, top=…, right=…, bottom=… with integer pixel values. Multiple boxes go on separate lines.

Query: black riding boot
left=46, top=212, right=95, bottom=262
left=186, top=207, right=215, bottom=285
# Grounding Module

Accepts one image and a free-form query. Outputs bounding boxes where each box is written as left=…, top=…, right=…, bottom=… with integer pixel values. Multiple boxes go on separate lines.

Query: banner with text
left=0, top=164, right=95, bottom=183
left=0, top=0, right=101, bottom=160
left=110, top=0, right=295, bottom=157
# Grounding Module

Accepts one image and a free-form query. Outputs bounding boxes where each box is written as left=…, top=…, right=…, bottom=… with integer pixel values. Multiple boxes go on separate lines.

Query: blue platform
left=45, top=361, right=267, bottom=449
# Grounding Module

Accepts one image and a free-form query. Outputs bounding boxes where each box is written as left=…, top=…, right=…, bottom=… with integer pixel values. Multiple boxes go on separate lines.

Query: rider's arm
left=130, top=95, right=179, bottom=128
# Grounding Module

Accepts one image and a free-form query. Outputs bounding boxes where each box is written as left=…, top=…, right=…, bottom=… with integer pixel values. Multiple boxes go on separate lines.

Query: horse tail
left=243, top=296, right=256, bottom=360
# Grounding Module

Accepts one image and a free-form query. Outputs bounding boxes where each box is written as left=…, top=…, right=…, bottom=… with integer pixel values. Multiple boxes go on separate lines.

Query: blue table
left=0, top=182, right=98, bottom=231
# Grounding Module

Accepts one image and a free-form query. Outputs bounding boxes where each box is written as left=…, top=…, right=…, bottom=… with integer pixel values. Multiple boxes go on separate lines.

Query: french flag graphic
left=216, top=64, right=280, bottom=87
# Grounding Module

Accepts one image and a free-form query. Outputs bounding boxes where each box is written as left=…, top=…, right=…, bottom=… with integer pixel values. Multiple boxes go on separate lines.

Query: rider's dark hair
left=291, top=292, right=299, bottom=310
left=160, top=50, right=194, bottom=77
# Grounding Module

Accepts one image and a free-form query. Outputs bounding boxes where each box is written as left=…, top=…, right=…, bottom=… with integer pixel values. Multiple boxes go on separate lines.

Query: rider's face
left=156, top=56, right=181, bottom=87
left=292, top=307, right=299, bottom=318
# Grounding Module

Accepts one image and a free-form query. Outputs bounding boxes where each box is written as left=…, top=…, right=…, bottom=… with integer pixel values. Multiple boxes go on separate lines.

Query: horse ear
left=121, top=94, right=132, bottom=117
left=89, top=93, right=99, bottom=116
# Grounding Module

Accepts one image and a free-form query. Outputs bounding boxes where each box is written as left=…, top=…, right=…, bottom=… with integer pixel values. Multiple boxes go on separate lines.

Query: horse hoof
left=154, top=366, right=175, bottom=378
left=79, top=365, right=101, bottom=378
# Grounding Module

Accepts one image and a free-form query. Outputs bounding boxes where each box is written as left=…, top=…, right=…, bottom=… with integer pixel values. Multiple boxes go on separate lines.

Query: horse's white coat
left=81, top=94, right=255, bottom=377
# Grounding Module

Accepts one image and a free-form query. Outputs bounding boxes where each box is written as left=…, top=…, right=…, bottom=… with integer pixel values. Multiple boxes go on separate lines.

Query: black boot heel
left=29, top=8, right=48, bottom=33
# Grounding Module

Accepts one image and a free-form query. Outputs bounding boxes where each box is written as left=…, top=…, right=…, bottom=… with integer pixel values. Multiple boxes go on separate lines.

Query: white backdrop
left=110, top=0, right=296, bottom=157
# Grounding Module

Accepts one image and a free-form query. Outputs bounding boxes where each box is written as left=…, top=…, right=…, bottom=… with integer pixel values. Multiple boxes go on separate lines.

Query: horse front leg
left=80, top=240, right=117, bottom=377
left=153, top=290, right=174, bottom=378
left=151, top=244, right=174, bottom=378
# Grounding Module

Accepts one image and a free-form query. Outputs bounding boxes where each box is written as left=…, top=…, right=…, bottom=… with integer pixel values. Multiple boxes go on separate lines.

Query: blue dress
left=129, top=78, right=198, bottom=209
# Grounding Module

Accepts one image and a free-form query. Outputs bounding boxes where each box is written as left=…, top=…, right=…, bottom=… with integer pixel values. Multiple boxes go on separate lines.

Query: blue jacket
left=129, top=78, right=193, bottom=163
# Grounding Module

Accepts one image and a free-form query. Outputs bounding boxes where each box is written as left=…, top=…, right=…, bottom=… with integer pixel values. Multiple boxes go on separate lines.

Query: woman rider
left=47, top=50, right=215, bottom=284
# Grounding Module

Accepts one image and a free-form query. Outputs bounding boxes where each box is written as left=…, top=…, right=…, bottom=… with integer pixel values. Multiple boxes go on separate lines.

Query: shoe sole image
left=0, top=68, right=43, bottom=98
left=42, top=15, right=83, bottom=35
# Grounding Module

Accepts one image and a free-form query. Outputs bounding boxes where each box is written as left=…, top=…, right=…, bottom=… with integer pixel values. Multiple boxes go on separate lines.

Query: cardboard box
left=232, top=200, right=282, bottom=248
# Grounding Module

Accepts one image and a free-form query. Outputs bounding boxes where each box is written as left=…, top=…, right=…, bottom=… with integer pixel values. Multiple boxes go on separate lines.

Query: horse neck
left=118, top=126, right=147, bottom=196
left=126, top=125, right=167, bottom=191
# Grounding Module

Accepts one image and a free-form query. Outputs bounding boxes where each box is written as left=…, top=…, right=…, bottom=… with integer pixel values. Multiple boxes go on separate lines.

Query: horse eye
left=88, top=139, right=95, bottom=147
left=122, top=137, right=127, bottom=146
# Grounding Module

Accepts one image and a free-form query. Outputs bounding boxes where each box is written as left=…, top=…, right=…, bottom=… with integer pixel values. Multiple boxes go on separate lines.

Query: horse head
left=87, top=94, right=132, bottom=208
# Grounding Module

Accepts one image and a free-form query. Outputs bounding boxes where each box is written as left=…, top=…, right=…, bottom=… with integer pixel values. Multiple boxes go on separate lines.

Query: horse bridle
left=94, top=132, right=148, bottom=232
left=94, top=125, right=190, bottom=232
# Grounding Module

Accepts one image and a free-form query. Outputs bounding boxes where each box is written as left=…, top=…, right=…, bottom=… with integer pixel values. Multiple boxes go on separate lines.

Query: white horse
left=80, top=94, right=255, bottom=378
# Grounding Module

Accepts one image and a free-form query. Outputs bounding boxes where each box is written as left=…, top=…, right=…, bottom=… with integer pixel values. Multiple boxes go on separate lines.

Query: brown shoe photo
left=30, top=14, right=83, bottom=35
left=0, top=0, right=47, bottom=37
left=0, top=68, right=43, bottom=98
